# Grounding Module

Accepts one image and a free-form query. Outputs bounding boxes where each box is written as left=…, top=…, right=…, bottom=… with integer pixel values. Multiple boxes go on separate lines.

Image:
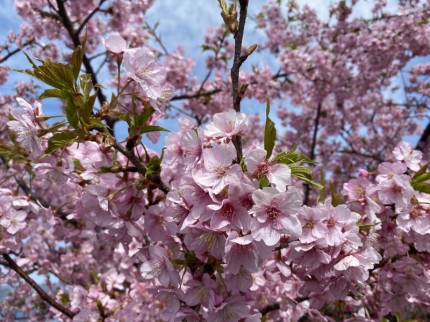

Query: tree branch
left=303, top=102, right=322, bottom=205
left=2, top=253, right=76, bottom=319
left=171, top=89, right=222, bottom=101
left=111, top=141, right=170, bottom=194
left=15, top=178, right=79, bottom=227
left=230, top=0, right=250, bottom=162
left=0, top=40, right=34, bottom=64
left=55, top=0, right=116, bottom=134
left=75, top=0, right=107, bottom=37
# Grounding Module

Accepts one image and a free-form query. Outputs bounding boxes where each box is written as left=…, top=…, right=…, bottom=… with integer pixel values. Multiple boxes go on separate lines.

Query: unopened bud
left=238, top=83, right=248, bottom=99
left=244, top=43, right=257, bottom=57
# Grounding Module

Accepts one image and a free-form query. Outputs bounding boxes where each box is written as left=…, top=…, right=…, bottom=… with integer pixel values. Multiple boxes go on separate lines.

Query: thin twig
left=144, top=22, right=169, bottom=55
left=303, top=102, right=322, bottom=205
left=15, top=178, right=79, bottom=227
left=75, top=0, right=107, bottom=37
left=0, top=40, right=35, bottom=64
left=171, top=89, right=222, bottom=101
left=111, top=141, right=170, bottom=194
left=55, top=0, right=116, bottom=133
left=2, top=253, right=76, bottom=319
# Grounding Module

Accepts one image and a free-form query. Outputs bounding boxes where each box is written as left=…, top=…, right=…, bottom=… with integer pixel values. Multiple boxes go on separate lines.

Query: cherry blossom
left=249, top=187, right=302, bottom=246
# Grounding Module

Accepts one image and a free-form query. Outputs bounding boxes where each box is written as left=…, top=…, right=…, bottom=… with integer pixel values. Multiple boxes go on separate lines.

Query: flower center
left=267, top=205, right=280, bottom=219
left=326, top=217, right=336, bottom=228
left=392, top=183, right=402, bottom=194
left=135, top=66, right=150, bottom=80
left=304, top=219, right=315, bottom=229
left=257, top=162, right=270, bottom=177
left=221, top=204, right=235, bottom=219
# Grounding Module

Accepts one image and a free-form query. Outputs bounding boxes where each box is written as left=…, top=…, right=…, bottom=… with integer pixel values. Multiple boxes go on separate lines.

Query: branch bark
left=112, top=141, right=170, bottom=194
left=303, top=102, right=322, bottom=205
left=55, top=0, right=116, bottom=134
left=230, top=0, right=250, bottom=162
left=2, top=253, right=76, bottom=319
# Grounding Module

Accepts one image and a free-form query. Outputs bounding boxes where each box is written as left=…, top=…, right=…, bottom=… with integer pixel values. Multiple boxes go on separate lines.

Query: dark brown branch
left=231, top=0, right=249, bottom=112
left=112, top=141, right=170, bottom=194
left=171, top=89, right=222, bottom=101
left=230, top=0, right=249, bottom=162
left=303, top=102, right=322, bottom=205
left=2, top=253, right=76, bottom=319
left=416, top=122, right=430, bottom=152
left=55, top=0, right=116, bottom=134
left=75, top=0, right=107, bottom=37
left=0, top=40, right=34, bottom=64
left=15, top=178, right=78, bottom=227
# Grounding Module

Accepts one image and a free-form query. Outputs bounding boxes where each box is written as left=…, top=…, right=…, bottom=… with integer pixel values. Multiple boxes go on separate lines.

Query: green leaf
left=330, top=181, right=342, bottom=206
left=87, top=117, right=106, bottom=129
left=0, top=143, right=15, bottom=157
left=318, top=169, right=327, bottom=203
left=275, top=150, right=317, bottom=165
left=240, top=157, right=247, bottom=172
left=259, top=177, right=270, bottom=189
left=145, top=156, right=161, bottom=176
left=412, top=163, right=430, bottom=183
left=20, top=52, right=75, bottom=90
left=289, top=164, right=323, bottom=190
left=60, top=293, right=70, bottom=305
left=64, top=97, right=80, bottom=129
left=136, top=106, right=156, bottom=126
left=69, top=41, right=85, bottom=82
left=46, top=121, right=68, bottom=133
left=264, top=98, right=276, bottom=159
left=39, top=89, right=68, bottom=100
left=412, top=163, right=429, bottom=181
left=412, top=181, right=430, bottom=194
left=411, top=163, right=430, bottom=193
left=140, top=125, right=170, bottom=134
left=289, top=164, right=312, bottom=176
left=80, top=73, right=93, bottom=99
left=71, top=158, right=85, bottom=173
left=81, top=92, right=97, bottom=124
left=45, top=131, right=78, bottom=155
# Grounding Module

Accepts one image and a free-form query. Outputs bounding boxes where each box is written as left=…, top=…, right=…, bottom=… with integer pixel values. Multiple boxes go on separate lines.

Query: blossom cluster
left=1, top=0, right=430, bottom=321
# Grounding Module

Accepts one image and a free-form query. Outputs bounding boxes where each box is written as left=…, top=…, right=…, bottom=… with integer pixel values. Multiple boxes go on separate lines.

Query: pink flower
left=321, top=202, right=360, bottom=247
left=208, top=197, right=250, bottom=231
left=128, top=237, right=142, bottom=257
left=103, top=268, right=125, bottom=291
left=297, top=206, right=328, bottom=243
left=397, top=194, right=430, bottom=234
left=249, top=187, right=302, bottom=246
left=377, top=174, right=414, bottom=208
left=184, top=274, right=216, bottom=309
left=140, top=245, right=180, bottom=287
left=7, top=98, right=44, bottom=157
left=0, top=208, right=27, bottom=234
left=245, top=147, right=291, bottom=192
left=208, top=295, right=250, bottom=322
left=104, top=34, right=127, bottom=54
left=393, top=142, right=422, bottom=171
left=224, top=232, right=270, bottom=274
left=204, top=109, right=248, bottom=140
left=181, top=129, right=202, bottom=167
left=187, top=226, right=226, bottom=260
left=123, top=48, right=167, bottom=102
left=193, top=143, right=242, bottom=194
